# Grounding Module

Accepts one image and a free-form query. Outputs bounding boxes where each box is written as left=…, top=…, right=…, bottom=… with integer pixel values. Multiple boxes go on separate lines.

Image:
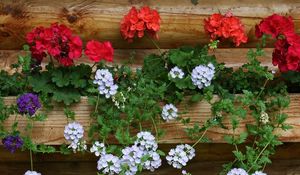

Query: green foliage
left=28, top=64, right=92, bottom=105
left=0, top=44, right=293, bottom=175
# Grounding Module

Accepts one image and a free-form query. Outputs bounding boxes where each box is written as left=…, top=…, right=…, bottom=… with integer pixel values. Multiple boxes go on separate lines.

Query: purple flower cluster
left=2, top=135, right=23, bottom=153
left=17, top=93, right=41, bottom=116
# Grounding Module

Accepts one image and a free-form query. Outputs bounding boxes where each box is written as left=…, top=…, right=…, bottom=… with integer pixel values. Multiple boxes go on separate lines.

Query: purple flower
left=17, top=93, right=41, bottom=116
left=2, top=135, right=23, bottom=153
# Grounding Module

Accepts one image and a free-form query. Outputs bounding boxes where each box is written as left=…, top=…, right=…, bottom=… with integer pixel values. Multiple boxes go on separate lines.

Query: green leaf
left=169, top=49, right=192, bottom=67
left=224, top=135, right=234, bottom=144
left=157, top=150, right=166, bottom=156
left=28, top=73, right=53, bottom=93
left=190, top=93, right=202, bottom=103
left=52, top=88, right=81, bottom=105
left=237, top=132, right=248, bottom=144
left=51, top=70, right=70, bottom=87
left=59, top=144, right=72, bottom=155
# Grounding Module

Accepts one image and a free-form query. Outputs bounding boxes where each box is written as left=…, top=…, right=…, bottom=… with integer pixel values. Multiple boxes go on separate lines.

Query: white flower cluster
left=134, top=131, right=158, bottom=151
left=227, top=168, right=267, bottom=175
left=166, top=144, right=195, bottom=169
left=169, top=66, right=185, bottom=79
left=260, top=111, right=269, bottom=124
left=64, top=122, right=87, bottom=152
left=191, top=63, right=215, bottom=90
left=227, top=168, right=248, bottom=175
left=97, top=154, right=121, bottom=174
left=90, top=141, right=106, bottom=157
left=94, top=69, right=118, bottom=98
left=253, top=171, right=267, bottom=175
left=24, top=171, right=41, bottom=175
left=96, top=131, right=161, bottom=175
left=161, top=104, right=178, bottom=121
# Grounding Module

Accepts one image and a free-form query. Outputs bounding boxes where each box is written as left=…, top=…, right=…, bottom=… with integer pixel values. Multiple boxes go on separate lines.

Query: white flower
left=134, top=131, right=158, bottom=151
left=120, top=145, right=143, bottom=175
left=169, top=66, right=185, bottom=79
left=191, top=63, right=215, bottom=89
left=161, top=104, right=178, bottom=121
left=24, top=171, right=41, bottom=175
left=227, top=168, right=248, bottom=175
left=64, top=122, right=85, bottom=152
left=252, top=171, right=267, bottom=175
left=260, top=111, right=269, bottom=124
left=94, top=69, right=114, bottom=86
left=97, top=154, right=121, bottom=175
left=98, top=81, right=118, bottom=99
left=166, top=144, right=195, bottom=169
left=143, top=151, right=162, bottom=172
left=94, top=69, right=118, bottom=98
left=90, top=141, right=106, bottom=157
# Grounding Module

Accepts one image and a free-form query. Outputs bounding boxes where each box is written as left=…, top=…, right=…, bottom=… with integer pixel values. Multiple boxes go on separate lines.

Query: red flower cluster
left=204, top=12, right=248, bottom=46
left=26, top=23, right=83, bottom=66
left=85, top=40, right=114, bottom=62
left=256, top=14, right=300, bottom=72
left=120, top=6, right=161, bottom=42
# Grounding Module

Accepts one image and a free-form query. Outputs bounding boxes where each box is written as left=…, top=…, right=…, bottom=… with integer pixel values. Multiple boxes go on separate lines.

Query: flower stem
left=94, top=93, right=100, bottom=113
left=146, top=34, right=162, bottom=54
left=150, top=116, right=158, bottom=140
left=192, top=129, right=208, bottom=148
left=257, top=79, right=268, bottom=98
left=247, top=141, right=271, bottom=173
left=91, top=62, right=97, bottom=70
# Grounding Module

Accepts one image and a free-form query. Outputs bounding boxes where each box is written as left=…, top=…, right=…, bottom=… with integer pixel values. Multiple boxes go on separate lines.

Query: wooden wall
left=1, top=0, right=300, bottom=174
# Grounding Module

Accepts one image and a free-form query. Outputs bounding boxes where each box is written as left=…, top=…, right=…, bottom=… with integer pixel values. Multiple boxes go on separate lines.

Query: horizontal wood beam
left=0, top=48, right=276, bottom=74
left=2, top=94, right=299, bottom=145
left=0, top=0, right=300, bottom=49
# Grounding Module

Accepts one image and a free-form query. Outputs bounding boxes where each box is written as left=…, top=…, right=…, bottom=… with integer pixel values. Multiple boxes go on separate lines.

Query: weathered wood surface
left=2, top=93, right=300, bottom=145
left=2, top=156, right=300, bottom=175
left=1, top=143, right=300, bottom=174
left=1, top=0, right=300, bottom=49
left=0, top=48, right=276, bottom=73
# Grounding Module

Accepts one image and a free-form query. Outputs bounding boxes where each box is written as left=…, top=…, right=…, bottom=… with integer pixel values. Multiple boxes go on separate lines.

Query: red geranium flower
left=204, top=12, right=248, bottom=46
left=120, top=6, right=161, bottom=42
left=256, top=14, right=300, bottom=72
left=255, top=14, right=294, bottom=39
left=26, top=23, right=82, bottom=66
left=85, top=40, right=114, bottom=62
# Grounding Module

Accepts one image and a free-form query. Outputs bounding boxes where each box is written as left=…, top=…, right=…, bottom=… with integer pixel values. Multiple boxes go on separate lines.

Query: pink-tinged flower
left=120, top=6, right=161, bottom=42
left=204, top=12, right=248, bottom=46
left=85, top=40, right=114, bottom=62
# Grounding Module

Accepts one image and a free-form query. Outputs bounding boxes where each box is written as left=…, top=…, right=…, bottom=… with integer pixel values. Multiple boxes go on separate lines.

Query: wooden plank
left=2, top=94, right=300, bottom=145
left=0, top=48, right=276, bottom=73
left=1, top=0, right=300, bottom=49
left=2, top=143, right=300, bottom=162
left=1, top=159, right=300, bottom=175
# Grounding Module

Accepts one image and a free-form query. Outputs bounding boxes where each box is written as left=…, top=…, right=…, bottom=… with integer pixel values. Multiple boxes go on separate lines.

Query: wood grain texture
left=1, top=0, right=300, bottom=49
left=1, top=158, right=300, bottom=175
left=2, top=143, right=300, bottom=174
left=0, top=48, right=276, bottom=73
left=2, top=94, right=300, bottom=145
